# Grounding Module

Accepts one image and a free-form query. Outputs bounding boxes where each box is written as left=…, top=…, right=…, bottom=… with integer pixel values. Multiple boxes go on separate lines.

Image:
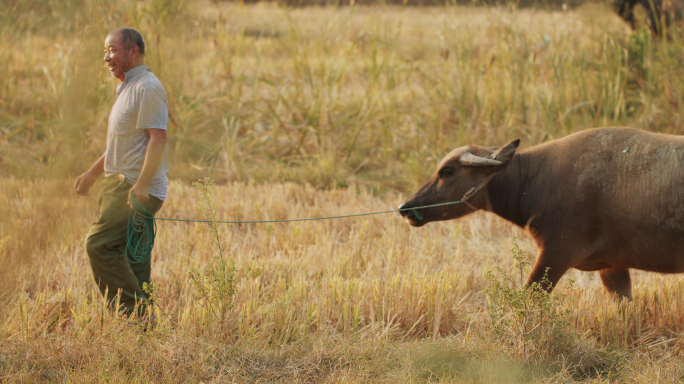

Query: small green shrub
left=485, top=238, right=576, bottom=361
left=141, top=281, right=160, bottom=318
left=188, top=178, right=238, bottom=324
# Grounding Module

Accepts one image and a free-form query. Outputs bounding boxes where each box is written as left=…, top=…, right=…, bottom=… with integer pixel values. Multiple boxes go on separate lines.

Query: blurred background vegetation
left=5, top=1, right=684, bottom=380
left=1, top=0, right=682, bottom=193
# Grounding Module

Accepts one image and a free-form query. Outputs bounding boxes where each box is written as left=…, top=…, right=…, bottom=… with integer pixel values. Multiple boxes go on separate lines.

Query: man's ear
left=492, top=139, right=520, bottom=163
left=129, top=44, right=139, bottom=58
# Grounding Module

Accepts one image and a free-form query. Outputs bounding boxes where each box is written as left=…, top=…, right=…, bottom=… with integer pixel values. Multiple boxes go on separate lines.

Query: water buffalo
left=399, top=127, right=684, bottom=299
left=612, top=0, right=683, bottom=35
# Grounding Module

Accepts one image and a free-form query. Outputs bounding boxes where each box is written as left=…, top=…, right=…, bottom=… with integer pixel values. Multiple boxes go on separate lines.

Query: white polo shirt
left=104, top=65, right=169, bottom=200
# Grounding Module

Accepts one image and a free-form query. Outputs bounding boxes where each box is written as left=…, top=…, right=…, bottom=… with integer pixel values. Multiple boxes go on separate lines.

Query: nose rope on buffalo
left=125, top=174, right=496, bottom=264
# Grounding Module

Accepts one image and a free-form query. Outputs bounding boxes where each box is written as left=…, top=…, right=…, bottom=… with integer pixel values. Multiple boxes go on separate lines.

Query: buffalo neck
left=485, top=152, right=539, bottom=229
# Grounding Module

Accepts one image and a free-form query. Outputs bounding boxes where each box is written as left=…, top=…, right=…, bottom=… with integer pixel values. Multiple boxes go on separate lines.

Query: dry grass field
left=5, top=0, right=684, bottom=382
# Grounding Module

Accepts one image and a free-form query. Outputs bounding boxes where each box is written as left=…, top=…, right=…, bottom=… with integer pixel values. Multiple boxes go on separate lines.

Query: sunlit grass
left=5, top=0, right=684, bottom=381
left=3, top=178, right=684, bottom=381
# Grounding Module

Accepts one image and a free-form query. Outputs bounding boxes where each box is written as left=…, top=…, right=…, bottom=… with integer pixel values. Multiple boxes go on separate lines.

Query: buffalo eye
left=438, top=167, right=454, bottom=179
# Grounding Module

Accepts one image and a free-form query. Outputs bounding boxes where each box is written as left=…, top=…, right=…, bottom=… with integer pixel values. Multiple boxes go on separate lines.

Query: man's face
left=104, top=32, right=132, bottom=81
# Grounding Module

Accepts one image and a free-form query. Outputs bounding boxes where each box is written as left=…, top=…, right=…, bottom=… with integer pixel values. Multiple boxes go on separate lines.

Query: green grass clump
left=188, top=178, right=239, bottom=329
left=486, top=238, right=576, bottom=361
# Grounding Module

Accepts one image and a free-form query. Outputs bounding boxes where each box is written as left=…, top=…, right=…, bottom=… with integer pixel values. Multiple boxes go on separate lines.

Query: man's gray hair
left=111, top=27, right=145, bottom=55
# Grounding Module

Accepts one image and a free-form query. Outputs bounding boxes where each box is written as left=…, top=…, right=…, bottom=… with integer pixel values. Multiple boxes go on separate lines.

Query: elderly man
left=74, top=27, right=168, bottom=316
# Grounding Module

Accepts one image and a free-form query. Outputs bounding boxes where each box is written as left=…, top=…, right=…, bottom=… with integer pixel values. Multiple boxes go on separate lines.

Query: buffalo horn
left=459, top=152, right=503, bottom=167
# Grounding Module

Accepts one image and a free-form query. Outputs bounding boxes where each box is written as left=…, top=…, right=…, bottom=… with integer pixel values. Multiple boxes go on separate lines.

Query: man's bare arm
left=128, top=128, right=167, bottom=205
left=74, top=153, right=106, bottom=196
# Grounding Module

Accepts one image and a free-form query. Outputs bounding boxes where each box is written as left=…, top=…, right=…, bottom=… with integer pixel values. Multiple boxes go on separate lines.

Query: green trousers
left=85, top=174, right=163, bottom=315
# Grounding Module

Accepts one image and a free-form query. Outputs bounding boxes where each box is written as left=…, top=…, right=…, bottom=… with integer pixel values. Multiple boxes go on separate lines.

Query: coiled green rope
left=126, top=194, right=157, bottom=264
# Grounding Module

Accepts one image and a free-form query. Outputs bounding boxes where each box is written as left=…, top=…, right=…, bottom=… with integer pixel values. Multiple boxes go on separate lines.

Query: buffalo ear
left=492, top=139, right=520, bottom=163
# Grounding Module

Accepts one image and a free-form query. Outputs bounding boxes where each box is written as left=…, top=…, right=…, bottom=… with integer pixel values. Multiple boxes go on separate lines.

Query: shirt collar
left=116, top=65, right=150, bottom=97
left=123, top=65, right=150, bottom=82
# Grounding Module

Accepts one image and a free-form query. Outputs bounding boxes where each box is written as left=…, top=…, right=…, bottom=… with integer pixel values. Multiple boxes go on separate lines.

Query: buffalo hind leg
left=599, top=268, right=632, bottom=300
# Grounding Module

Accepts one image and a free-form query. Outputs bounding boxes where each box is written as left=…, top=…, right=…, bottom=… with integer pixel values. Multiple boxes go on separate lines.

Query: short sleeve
left=136, top=82, right=168, bottom=130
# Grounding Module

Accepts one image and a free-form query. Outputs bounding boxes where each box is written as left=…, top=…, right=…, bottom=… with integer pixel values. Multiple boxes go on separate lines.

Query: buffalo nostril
left=398, top=203, right=421, bottom=220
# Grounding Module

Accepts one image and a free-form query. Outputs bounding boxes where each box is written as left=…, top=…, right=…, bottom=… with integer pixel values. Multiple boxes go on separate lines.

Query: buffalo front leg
left=599, top=268, right=632, bottom=300
left=525, top=251, right=572, bottom=293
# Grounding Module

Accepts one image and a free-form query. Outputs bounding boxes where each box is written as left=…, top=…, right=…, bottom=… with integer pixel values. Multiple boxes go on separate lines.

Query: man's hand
left=75, top=153, right=105, bottom=197
left=129, top=183, right=149, bottom=206
left=74, top=171, right=99, bottom=196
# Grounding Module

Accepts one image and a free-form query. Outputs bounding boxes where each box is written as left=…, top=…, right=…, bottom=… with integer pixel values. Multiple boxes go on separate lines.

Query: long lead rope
left=125, top=175, right=495, bottom=263
left=125, top=199, right=464, bottom=264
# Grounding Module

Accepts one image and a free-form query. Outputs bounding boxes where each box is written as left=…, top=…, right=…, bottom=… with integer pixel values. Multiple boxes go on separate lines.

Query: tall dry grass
left=4, top=0, right=684, bottom=381
left=4, top=0, right=684, bottom=190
